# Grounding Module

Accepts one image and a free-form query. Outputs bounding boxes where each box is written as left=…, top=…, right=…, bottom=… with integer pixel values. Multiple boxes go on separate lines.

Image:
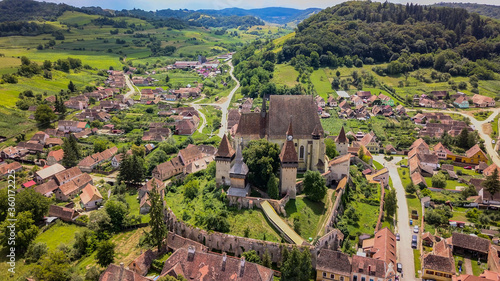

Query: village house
left=421, top=239, right=455, bottom=281
left=452, top=233, right=490, bottom=261
left=16, top=141, right=44, bottom=154
left=175, top=120, right=197, bottom=135
left=34, top=179, right=59, bottom=197
left=47, top=149, right=64, bottom=166
left=454, top=96, right=469, bottom=109
left=351, top=96, right=363, bottom=107
left=48, top=205, right=78, bottom=222
left=351, top=255, right=395, bottom=281
left=359, top=131, right=380, bottom=153
left=327, top=154, right=351, bottom=183
left=152, top=156, right=184, bottom=181
left=99, top=263, right=150, bottom=281
left=365, top=168, right=389, bottom=186
left=77, top=146, right=118, bottom=172
left=140, top=193, right=151, bottom=214
left=315, top=96, right=326, bottom=108
left=0, top=162, right=22, bottom=178
left=139, top=179, right=165, bottom=200
left=433, top=143, right=452, bottom=160
left=472, top=94, right=495, bottom=107
left=159, top=247, right=274, bottom=281
left=339, top=100, right=350, bottom=110
left=30, top=131, right=49, bottom=145
left=378, top=94, right=394, bottom=106
left=361, top=227, right=397, bottom=267
left=316, top=249, right=351, bottom=281
left=327, top=96, right=337, bottom=107
left=356, top=91, right=372, bottom=100
left=142, top=127, right=171, bottom=142
left=447, top=144, right=488, bottom=165
left=35, top=163, right=66, bottom=184
left=431, top=91, right=449, bottom=100
left=80, top=183, right=103, bottom=210
left=58, top=120, right=89, bottom=133
left=45, top=138, right=63, bottom=148
left=1, top=146, right=24, bottom=159
left=64, top=100, right=88, bottom=110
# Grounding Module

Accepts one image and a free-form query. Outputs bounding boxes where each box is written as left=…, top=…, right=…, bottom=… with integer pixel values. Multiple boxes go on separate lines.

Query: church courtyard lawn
left=283, top=196, right=328, bottom=241
left=34, top=222, right=84, bottom=250
left=164, top=181, right=282, bottom=243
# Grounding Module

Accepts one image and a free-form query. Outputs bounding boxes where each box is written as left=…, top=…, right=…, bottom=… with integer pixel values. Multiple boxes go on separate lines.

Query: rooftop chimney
left=239, top=256, right=246, bottom=277
left=118, top=262, right=125, bottom=280
left=221, top=252, right=227, bottom=271
left=187, top=246, right=195, bottom=262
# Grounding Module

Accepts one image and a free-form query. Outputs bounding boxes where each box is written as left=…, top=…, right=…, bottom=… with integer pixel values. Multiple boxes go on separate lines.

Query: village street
left=373, top=155, right=415, bottom=281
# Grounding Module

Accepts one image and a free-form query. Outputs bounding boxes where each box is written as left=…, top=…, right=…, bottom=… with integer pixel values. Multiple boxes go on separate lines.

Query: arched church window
left=299, top=145, right=305, bottom=159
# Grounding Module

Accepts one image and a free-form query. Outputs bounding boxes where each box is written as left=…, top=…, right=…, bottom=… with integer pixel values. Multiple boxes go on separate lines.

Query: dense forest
left=277, top=1, right=500, bottom=78
left=0, top=0, right=264, bottom=34
left=434, top=2, right=500, bottom=20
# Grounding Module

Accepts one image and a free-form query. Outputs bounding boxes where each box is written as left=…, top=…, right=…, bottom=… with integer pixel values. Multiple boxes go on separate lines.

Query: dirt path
left=316, top=188, right=336, bottom=238
left=464, top=257, right=473, bottom=275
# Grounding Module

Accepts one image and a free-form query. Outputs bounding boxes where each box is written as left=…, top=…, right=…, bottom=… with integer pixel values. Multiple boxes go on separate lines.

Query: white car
left=413, top=225, right=419, bottom=233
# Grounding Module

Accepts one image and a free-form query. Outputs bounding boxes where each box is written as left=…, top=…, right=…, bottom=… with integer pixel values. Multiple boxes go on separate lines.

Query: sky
left=39, top=0, right=500, bottom=11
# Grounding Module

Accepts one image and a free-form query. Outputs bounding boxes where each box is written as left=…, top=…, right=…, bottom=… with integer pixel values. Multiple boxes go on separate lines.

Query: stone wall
left=228, top=193, right=290, bottom=215
left=165, top=208, right=342, bottom=267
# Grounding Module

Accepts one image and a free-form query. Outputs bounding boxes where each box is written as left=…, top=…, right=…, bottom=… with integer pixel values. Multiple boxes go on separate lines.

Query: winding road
left=411, top=107, right=500, bottom=166
left=186, top=59, right=240, bottom=137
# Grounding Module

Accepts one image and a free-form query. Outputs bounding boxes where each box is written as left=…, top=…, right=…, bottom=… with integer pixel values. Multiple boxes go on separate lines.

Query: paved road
left=410, top=108, right=500, bottom=166
left=217, top=60, right=239, bottom=138
left=124, top=74, right=139, bottom=99
left=192, top=104, right=207, bottom=133
left=373, top=155, right=415, bottom=281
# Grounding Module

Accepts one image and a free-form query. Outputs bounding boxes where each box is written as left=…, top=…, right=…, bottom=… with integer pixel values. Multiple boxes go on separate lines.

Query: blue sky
left=40, top=0, right=500, bottom=10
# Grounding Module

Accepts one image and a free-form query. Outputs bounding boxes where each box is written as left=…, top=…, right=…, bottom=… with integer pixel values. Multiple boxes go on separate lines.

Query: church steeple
left=336, top=126, right=347, bottom=144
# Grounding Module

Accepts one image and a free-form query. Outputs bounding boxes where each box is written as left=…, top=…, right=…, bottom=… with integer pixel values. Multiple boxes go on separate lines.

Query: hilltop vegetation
left=199, top=7, right=322, bottom=25
left=434, top=2, right=500, bottom=20
left=278, top=1, right=500, bottom=79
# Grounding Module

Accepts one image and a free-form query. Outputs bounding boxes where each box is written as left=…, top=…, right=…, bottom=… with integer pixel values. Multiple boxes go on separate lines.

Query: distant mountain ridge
left=433, top=2, right=500, bottom=19
left=198, top=7, right=322, bottom=24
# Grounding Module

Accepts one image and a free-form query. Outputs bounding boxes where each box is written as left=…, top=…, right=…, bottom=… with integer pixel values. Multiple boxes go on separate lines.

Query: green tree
left=96, top=241, right=115, bottom=267
left=26, top=242, right=48, bottom=264
left=432, top=172, right=447, bottom=189
left=72, top=229, right=97, bottom=259
left=281, top=246, right=310, bottom=281
left=303, top=170, right=327, bottom=202
left=242, top=139, right=281, bottom=190
left=118, top=154, right=146, bottom=185
left=384, top=188, right=397, bottom=218
left=242, top=250, right=261, bottom=264
left=325, top=138, right=338, bottom=159
left=85, top=266, right=101, bottom=281
left=62, top=134, right=80, bottom=167
left=0, top=211, right=38, bottom=252
left=88, top=209, right=112, bottom=233
left=105, top=199, right=128, bottom=231
left=149, top=183, right=167, bottom=251
left=262, top=249, right=272, bottom=268
left=483, top=168, right=500, bottom=200
left=34, top=104, right=57, bottom=127
left=184, top=180, right=199, bottom=200
left=68, top=80, right=76, bottom=92
left=93, top=139, right=108, bottom=153
left=165, top=75, right=170, bottom=83
left=405, top=182, right=417, bottom=194
left=267, top=174, right=280, bottom=199
left=11, top=188, right=50, bottom=222
left=456, top=128, right=471, bottom=149
left=33, top=250, right=70, bottom=281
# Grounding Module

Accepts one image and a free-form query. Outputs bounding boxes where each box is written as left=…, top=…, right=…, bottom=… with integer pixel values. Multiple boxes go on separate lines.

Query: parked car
left=464, top=166, right=472, bottom=169
left=413, top=225, right=419, bottom=233
left=397, top=263, right=403, bottom=273
left=412, top=235, right=417, bottom=248
left=396, top=233, right=400, bottom=241
left=409, top=219, right=413, bottom=225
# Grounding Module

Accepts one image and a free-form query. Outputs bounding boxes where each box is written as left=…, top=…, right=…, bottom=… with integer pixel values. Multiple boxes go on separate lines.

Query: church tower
left=279, top=121, right=298, bottom=199
left=215, top=134, right=235, bottom=186
left=311, top=125, right=325, bottom=172
left=335, top=126, right=349, bottom=156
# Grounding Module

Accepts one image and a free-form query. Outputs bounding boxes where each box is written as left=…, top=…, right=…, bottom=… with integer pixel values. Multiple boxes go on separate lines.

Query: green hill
left=433, top=2, right=500, bottom=20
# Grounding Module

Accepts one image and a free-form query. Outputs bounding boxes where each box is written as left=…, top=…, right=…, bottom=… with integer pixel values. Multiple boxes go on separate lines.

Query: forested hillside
left=434, top=2, right=500, bottom=20
left=277, top=1, right=500, bottom=78
left=199, top=7, right=322, bottom=24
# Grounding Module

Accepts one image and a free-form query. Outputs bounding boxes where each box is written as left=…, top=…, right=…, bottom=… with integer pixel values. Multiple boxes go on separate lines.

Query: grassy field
left=271, top=64, right=299, bottom=87
left=310, top=69, right=335, bottom=99
left=164, top=182, right=282, bottom=243
left=398, top=167, right=422, bottom=226
left=414, top=249, right=422, bottom=277
left=284, top=197, right=328, bottom=241
left=34, top=222, right=84, bottom=250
